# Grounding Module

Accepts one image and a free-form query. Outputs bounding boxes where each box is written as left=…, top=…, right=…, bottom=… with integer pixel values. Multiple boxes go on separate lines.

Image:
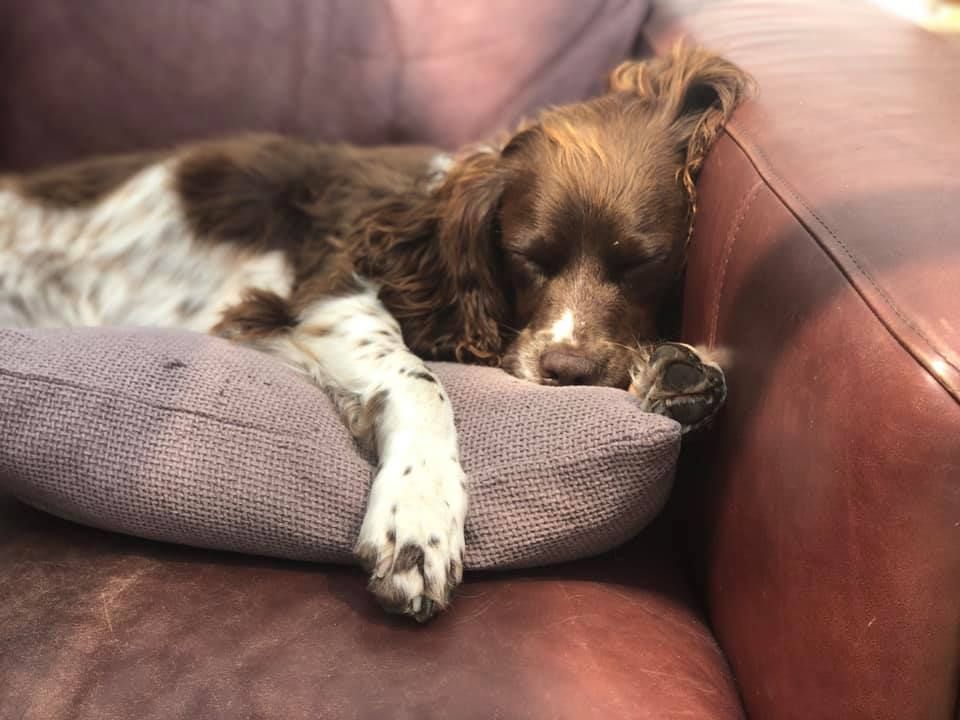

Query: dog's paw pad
left=661, top=358, right=705, bottom=391
left=630, top=342, right=727, bottom=433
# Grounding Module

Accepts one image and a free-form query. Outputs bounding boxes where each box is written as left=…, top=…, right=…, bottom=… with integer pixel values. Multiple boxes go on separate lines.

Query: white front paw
left=355, top=455, right=466, bottom=622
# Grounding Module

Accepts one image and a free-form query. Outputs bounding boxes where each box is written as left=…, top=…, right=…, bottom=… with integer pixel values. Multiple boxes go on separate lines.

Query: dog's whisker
left=607, top=341, right=643, bottom=354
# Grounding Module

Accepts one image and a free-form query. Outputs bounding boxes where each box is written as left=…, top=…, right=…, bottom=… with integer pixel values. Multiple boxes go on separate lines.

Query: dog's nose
left=540, top=348, right=599, bottom=386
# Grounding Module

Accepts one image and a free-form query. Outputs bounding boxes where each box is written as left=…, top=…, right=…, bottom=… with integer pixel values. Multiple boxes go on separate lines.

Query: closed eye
left=507, top=246, right=559, bottom=276
left=614, top=258, right=665, bottom=296
left=613, top=243, right=671, bottom=281
left=614, top=259, right=652, bottom=281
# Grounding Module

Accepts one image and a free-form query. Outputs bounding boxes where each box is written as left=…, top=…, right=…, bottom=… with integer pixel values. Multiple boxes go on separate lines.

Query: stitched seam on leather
left=709, top=180, right=763, bottom=347
left=721, top=123, right=960, bottom=380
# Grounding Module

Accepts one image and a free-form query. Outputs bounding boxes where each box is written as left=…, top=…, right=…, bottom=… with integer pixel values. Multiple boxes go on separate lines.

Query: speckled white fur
left=259, top=283, right=467, bottom=617
left=0, top=164, right=293, bottom=330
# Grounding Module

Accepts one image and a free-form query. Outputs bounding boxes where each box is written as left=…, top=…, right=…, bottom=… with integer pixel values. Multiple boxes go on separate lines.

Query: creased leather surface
left=643, top=1, right=960, bottom=718
left=0, top=499, right=743, bottom=720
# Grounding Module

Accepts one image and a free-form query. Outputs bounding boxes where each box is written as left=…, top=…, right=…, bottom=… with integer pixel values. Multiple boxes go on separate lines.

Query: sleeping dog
left=0, top=45, right=750, bottom=621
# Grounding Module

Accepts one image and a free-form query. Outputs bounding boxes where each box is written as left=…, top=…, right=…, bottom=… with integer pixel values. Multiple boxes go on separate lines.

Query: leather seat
left=0, top=498, right=742, bottom=719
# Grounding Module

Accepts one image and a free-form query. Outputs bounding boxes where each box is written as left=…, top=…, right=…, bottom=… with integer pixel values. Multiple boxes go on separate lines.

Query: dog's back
left=0, top=136, right=438, bottom=331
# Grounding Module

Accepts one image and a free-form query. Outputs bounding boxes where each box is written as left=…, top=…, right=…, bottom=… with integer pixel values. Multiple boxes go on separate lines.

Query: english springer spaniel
left=0, top=46, right=750, bottom=621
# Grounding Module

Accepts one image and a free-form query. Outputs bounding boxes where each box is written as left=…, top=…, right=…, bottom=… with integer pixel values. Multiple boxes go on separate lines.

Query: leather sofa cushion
left=0, top=497, right=744, bottom=720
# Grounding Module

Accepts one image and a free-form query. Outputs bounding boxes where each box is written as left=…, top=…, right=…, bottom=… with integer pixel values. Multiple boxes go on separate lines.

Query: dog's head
left=370, top=46, right=752, bottom=384
left=495, top=46, right=752, bottom=386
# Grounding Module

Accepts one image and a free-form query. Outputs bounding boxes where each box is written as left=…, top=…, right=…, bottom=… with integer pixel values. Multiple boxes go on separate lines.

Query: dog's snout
left=540, top=348, right=599, bottom=386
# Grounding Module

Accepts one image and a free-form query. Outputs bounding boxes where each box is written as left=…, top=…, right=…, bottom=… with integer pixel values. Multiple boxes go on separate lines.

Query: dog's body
left=0, top=47, right=749, bottom=621
left=0, top=142, right=440, bottom=332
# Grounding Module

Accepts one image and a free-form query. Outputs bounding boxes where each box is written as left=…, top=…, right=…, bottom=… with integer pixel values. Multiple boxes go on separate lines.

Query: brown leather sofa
left=1, top=1, right=958, bottom=718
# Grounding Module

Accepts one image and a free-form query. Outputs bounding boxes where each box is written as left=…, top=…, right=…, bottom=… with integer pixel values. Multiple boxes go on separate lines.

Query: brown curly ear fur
left=609, top=43, right=755, bottom=249
left=348, top=150, right=507, bottom=364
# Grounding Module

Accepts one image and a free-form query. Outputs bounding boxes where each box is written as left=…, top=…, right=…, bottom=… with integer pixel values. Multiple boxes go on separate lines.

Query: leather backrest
left=0, top=0, right=650, bottom=170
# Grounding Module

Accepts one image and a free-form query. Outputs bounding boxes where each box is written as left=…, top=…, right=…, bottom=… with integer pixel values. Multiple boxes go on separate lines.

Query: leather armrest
left=644, top=2, right=960, bottom=719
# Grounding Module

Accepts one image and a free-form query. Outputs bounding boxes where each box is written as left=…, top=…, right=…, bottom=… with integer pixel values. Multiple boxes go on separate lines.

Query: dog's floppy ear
left=349, top=148, right=508, bottom=364
left=609, top=44, right=754, bottom=243
left=434, top=148, right=508, bottom=363
left=608, top=43, right=752, bottom=122
left=609, top=43, right=753, bottom=174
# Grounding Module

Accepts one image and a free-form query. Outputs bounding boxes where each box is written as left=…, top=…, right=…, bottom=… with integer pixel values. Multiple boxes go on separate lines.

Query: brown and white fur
left=0, top=46, right=751, bottom=621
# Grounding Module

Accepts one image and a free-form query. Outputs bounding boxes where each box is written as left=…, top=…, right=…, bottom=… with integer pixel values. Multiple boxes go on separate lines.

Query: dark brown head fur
left=346, top=44, right=753, bottom=386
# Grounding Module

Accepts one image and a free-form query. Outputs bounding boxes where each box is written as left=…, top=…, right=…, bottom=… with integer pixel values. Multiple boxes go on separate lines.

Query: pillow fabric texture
left=0, top=327, right=680, bottom=570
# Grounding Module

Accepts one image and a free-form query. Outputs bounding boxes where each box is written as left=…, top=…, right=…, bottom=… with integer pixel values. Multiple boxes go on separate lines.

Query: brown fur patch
left=166, top=133, right=510, bottom=365
left=607, top=44, right=756, bottom=254
left=393, top=543, right=425, bottom=574
left=447, top=557, right=463, bottom=597
left=302, top=324, right=333, bottom=337
left=347, top=149, right=510, bottom=364
left=334, top=388, right=390, bottom=456
left=212, top=289, right=298, bottom=342
left=174, top=135, right=434, bottom=256
left=175, top=135, right=331, bottom=251
left=17, top=152, right=162, bottom=208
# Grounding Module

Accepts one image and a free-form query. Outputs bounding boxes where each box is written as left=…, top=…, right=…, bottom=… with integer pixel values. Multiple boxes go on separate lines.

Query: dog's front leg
left=255, top=282, right=466, bottom=622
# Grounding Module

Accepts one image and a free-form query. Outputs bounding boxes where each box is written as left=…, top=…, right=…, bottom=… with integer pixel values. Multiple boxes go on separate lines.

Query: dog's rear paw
left=629, top=342, right=726, bottom=433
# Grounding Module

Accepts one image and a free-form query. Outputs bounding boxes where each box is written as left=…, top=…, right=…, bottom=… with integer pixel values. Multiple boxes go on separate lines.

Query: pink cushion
left=0, top=327, right=679, bottom=569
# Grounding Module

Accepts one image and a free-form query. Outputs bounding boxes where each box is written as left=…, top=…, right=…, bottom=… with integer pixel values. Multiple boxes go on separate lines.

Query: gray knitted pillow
left=0, top=327, right=680, bottom=570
